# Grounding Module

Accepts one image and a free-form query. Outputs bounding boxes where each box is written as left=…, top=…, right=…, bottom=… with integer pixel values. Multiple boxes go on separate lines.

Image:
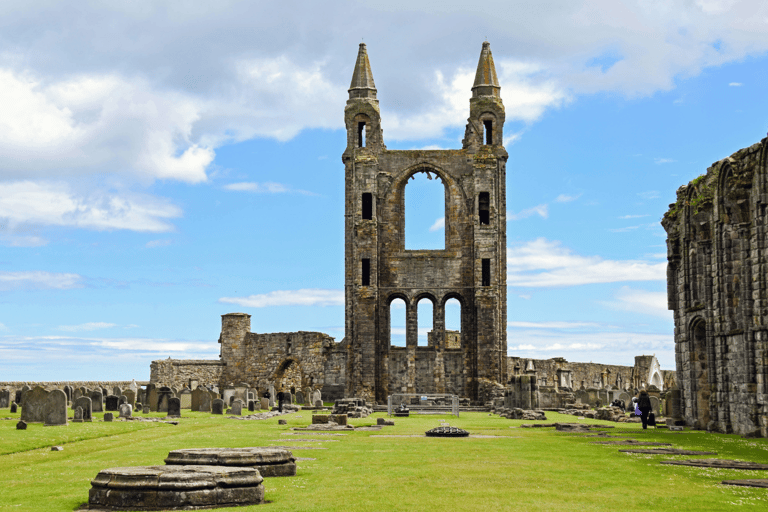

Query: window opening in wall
left=357, top=122, right=366, bottom=147
left=362, top=193, right=373, bottom=220
left=405, top=171, right=446, bottom=250
left=444, top=298, right=462, bottom=350
left=389, top=298, right=406, bottom=347
left=482, top=259, right=491, bottom=286
left=479, top=192, right=490, bottom=225
left=417, top=298, right=433, bottom=347
left=286, top=341, right=291, bottom=355
left=483, top=120, right=493, bottom=145
left=362, top=258, right=370, bottom=286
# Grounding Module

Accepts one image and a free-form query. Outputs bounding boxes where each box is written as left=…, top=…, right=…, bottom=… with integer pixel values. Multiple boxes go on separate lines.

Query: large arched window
left=417, top=298, right=433, bottom=347
left=444, top=298, right=462, bottom=349
left=405, top=171, right=446, bottom=250
left=389, top=298, right=406, bottom=347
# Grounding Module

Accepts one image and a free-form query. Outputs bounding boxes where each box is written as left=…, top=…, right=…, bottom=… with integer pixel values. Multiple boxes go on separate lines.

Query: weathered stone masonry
left=663, top=137, right=768, bottom=436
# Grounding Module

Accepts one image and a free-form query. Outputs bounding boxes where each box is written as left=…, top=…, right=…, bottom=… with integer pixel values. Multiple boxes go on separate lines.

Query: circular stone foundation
left=425, top=426, right=469, bottom=437
left=88, top=465, right=264, bottom=511
left=165, top=447, right=297, bottom=477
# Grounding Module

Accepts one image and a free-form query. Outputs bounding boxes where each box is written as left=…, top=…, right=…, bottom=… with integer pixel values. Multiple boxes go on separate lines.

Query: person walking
left=637, top=389, right=652, bottom=430
left=277, top=390, right=284, bottom=413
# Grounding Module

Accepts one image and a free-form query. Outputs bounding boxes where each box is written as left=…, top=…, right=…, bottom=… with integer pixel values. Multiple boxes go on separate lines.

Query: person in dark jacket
left=637, top=389, right=652, bottom=429
left=277, top=390, right=284, bottom=413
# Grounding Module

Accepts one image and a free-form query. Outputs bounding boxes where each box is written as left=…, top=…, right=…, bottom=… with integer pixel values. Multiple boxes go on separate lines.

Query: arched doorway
left=690, top=319, right=710, bottom=429
left=273, top=359, right=303, bottom=394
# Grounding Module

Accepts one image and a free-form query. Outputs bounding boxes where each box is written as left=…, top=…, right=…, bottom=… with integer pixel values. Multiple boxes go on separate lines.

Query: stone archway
left=273, top=359, right=304, bottom=394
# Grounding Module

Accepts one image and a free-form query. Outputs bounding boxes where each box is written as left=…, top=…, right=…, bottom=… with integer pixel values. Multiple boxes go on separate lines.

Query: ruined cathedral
left=151, top=43, right=669, bottom=405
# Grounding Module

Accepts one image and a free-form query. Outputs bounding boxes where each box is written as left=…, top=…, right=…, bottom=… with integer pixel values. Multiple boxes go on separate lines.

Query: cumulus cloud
left=602, top=286, right=671, bottom=318
left=508, top=204, right=548, bottom=221
left=0, top=181, right=181, bottom=232
left=223, top=181, right=315, bottom=195
left=0, top=271, right=82, bottom=291
left=429, top=217, right=445, bottom=232
left=219, top=288, right=344, bottom=308
left=57, top=322, right=117, bottom=332
left=507, top=238, right=666, bottom=287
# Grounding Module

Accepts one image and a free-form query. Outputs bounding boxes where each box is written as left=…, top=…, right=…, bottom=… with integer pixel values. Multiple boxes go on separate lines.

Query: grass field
left=1, top=408, right=767, bottom=511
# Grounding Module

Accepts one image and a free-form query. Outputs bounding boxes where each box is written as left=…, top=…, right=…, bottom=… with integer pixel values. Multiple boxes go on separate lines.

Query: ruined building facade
left=663, top=137, right=768, bottom=437
left=343, top=42, right=508, bottom=402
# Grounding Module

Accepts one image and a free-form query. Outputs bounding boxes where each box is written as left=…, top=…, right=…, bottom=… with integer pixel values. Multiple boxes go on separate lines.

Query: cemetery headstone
left=260, top=398, right=269, bottom=410
left=63, top=386, right=72, bottom=402
left=104, top=413, right=113, bottom=422
left=230, top=399, right=243, bottom=416
left=10, top=403, right=17, bottom=413
left=124, top=389, right=136, bottom=407
left=44, top=389, right=68, bottom=426
left=74, top=396, right=93, bottom=422
left=649, top=396, right=660, bottom=415
left=0, top=389, right=9, bottom=408
left=16, top=420, right=27, bottom=430
left=118, top=395, right=127, bottom=407
left=21, top=386, right=49, bottom=423
left=148, top=386, right=159, bottom=412
left=268, top=384, right=275, bottom=407
left=211, top=399, right=225, bottom=415
left=142, top=406, right=150, bottom=414
left=304, top=387, right=312, bottom=405
left=119, top=404, right=132, bottom=418
left=105, top=395, right=119, bottom=411
left=191, top=388, right=212, bottom=412
left=112, top=386, right=122, bottom=397
left=167, top=397, right=181, bottom=418
left=312, top=389, right=322, bottom=406
left=315, top=400, right=323, bottom=407
left=90, top=391, right=104, bottom=413
left=295, top=391, right=305, bottom=405
left=73, top=406, right=84, bottom=422
left=135, top=402, right=142, bottom=411
left=72, top=388, right=82, bottom=405
left=157, top=387, right=172, bottom=413
left=179, top=389, right=192, bottom=410
left=248, top=400, right=256, bottom=412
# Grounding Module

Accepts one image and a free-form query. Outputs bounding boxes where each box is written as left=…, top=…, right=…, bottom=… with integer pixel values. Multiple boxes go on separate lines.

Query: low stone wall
left=149, top=360, right=224, bottom=388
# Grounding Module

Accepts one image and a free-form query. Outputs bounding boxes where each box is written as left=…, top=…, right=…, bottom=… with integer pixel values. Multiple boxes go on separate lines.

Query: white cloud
left=0, top=323, right=7, bottom=331
left=57, top=322, right=117, bottom=332
left=508, top=321, right=602, bottom=329
left=602, top=286, right=671, bottom=318
left=729, top=82, right=743, bottom=86
left=146, top=239, right=172, bottom=248
left=0, top=234, right=48, bottom=247
left=223, top=182, right=287, bottom=193
left=219, top=288, right=344, bottom=308
left=555, top=194, right=580, bottom=203
left=429, top=217, right=445, bottom=232
left=0, top=271, right=82, bottom=291
left=507, top=238, right=666, bottom=287
left=654, top=158, right=675, bottom=164
left=608, top=225, right=641, bottom=233
left=618, top=214, right=649, bottom=219
left=508, top=204, right=548, bottom=221
left=0, top=181, right=181, bottom=232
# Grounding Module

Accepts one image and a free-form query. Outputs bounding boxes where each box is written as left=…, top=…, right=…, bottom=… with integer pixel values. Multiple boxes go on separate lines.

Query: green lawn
left=1, top=408, right=767, bottom=511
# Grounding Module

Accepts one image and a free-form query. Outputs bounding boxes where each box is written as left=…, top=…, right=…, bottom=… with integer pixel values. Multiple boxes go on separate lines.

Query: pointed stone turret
left=472, top=41, right=500, bottom=98
left=349, top=43, right=377, bottom=100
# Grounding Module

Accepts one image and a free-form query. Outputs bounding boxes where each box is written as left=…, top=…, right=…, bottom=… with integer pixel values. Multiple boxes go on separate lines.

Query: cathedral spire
left=472, top=41, right=500, bottom=98
left=349, top=43, right=377, bottom=100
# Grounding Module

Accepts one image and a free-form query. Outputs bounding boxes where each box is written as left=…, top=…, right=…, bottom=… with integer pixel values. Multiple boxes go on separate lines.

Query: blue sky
left=2, top=1, right=768, bottom=381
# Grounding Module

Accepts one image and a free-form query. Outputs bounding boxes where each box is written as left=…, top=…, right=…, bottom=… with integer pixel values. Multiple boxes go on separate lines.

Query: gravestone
left=179, top=389, right=192, bottom=410
left=123, top=389, right=136, bottom=407
left=44, top=389, right=68, bottom=426
left=72, top=388, right=82, bottom=405
left=10, top=403, right=17, bottom=413
left=63, top=386, right=72, bottom=402
left=21, top=386, right=48, bottom=423
left=303, top=387, right=312, bottom=405
left=618, top=392, right=631, bottom=407
left=268, top=384, right=276, bottom=407
left=105, top=395, right=119, bottom=411
left=649, top=396, right=660, bottom=415
left=312, top=389, right=322, bottom=406
left=248, top=400, right=256, bottom=412
left=211, top=399, right=225, bottom=415
left=142, top=406, right=150, bottom=414
left=89, top=391, right=104, bottom=413
left=74, top=396, right=93, bottom=422
left=0, top=389, right=9, bottom=408
left=104, top=413, right=113, bottom=422
left=260, top=398, right=269, bottom=410
left=148, top=386, right=159, bottom=412
left=230, top=399, right=243, bottom=416
left=157, top=387, right=172, bottom=413
left=112, top=386, right=122, bottom=397
left=167, top=397, right=181, bottom=418
left=16, top=420, right=27, bottom=430
left=15, top=390, right=22, bottom=404
left=295, top=391, right=305, bottom=405
left=73, top=406, right=84, bottom=422
left=135, top=402, right=142, bottom=411
left=119, top=403, right=132, bottom=418
left=118, top=395, right=127, bottom=407
left=191, top=388, right=211, bottom=412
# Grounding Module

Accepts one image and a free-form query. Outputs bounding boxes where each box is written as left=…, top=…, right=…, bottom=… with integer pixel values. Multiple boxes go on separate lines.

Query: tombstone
left=312, top=389, right=322, bottom=406
left=119, top=403, right=132, bottom=418
left=105, top=395, right=120, bottom=411
left=315, top=400, right=323, bottom=408
left=222, top=388, right=236, bottom=407
left=104, top=413, right=113, bottom=422
left=73, top=406, right=84, bottom=422
left=21, top=386, right=49, bottom=423
left=231, top=399, right=244, bottom=416
left=649, top=396, right=661, bottom=416
left=248, top=400, right=256, bottom=412
left=90, top=391, right=104, bottom=413
left=123, top=389, right=136, bottom=407
left=618, top=392, right=631, bottom=408
left=16, top=420, right=27, bottom=430
left=74, top=396, right=93, bottom=422
left=0, top=389, right=9, bottom=408
left=179, top=389, right=192, bottom=410
left=191, top=388, right=212, bottom=412
left=303, top=387, right=312, bottom=405
left=129, top=379, right=138, bottom=392
left=10, top=402, right=17, bottom=413
left=63, top=385, right=72, bottom=402
left=295, top=391, right=305, bottom=405
left=157, top=387, right=173, bottom=413
left=15, top=389, right=22, bottom=404
left=260, top=397, right=269, bottom=410
left=112, top=386, right=122, bottom=397
left=148, top=386, right=159, bottom=412
left=268, top=384, right=276, bottom=407
left=136, top=402, right=143, bottom=411
left=44, top=389, right=68, bottom=426
left=211, top=399, right=225, bottom=415
left=234, top=385, right=248, bottom=402
left=142, top=406, right=150, bottom=414
left=167, top=397, right=181, bottom=418
left=118, top=395, right=127, bottom=407
left=72, top=388, right=83, bottom=405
